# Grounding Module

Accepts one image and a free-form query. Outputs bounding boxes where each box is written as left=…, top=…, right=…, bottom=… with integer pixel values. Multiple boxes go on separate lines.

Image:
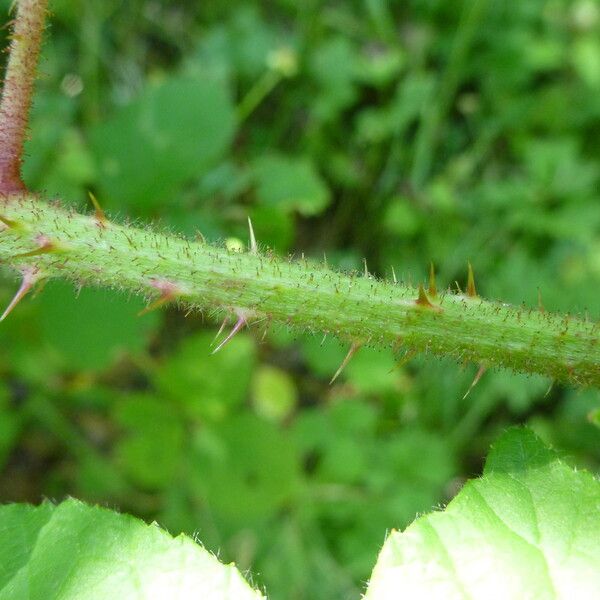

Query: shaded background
left=1, top=0, right=600, bottom=598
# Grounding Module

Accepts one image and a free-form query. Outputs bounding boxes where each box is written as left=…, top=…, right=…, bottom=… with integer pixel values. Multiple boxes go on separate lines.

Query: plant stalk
left=0, top=0, right=49, bottom=193
left=1, top=195, right=598, bottom=387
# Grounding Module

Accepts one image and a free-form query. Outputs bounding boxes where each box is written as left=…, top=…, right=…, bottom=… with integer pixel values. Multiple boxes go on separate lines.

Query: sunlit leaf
left=0, top=499, right=263, bottom=599
left=365, top=428, right=600, bottom=599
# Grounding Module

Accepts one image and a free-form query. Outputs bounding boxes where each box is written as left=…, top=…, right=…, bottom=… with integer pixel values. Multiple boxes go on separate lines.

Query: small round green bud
left=267, top=47, right=298, bottom=78
left=225, top=237, right=244, bottom=253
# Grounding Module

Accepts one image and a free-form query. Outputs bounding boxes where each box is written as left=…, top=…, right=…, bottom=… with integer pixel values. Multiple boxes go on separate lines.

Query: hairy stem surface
left=0, top=0, right=49, bottom=193
left=1, top=195, right=598, bottom=387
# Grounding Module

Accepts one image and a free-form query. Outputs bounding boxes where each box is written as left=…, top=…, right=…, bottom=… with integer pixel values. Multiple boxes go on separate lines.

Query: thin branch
left=0, top=0, right=49, bottom=194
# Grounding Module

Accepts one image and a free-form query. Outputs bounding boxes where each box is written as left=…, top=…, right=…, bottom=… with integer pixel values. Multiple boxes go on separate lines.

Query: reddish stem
left=0, top=0, right=48, bottom=194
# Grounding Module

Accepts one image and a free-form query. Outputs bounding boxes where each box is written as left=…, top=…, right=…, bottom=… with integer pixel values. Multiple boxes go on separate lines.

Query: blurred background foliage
left=1, top=0, right=600, bottom=598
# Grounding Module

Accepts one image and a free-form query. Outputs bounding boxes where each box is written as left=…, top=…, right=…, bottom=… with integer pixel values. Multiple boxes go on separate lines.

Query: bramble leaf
left=0, top=499, right=263, bottom=600
left=365, top=428, right=600, bottom=599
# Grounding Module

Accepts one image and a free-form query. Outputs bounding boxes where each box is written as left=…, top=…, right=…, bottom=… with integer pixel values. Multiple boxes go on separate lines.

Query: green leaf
left=192, top=412, right=301, bottom=523
left=153, top=330, right=256, bottom=422
left=23, top=92, right=75, bottom=192
left=0, top=499, right=262, bottom=599
left=572, top=36, right=600, bottom=89
left=252, top=153, right=331, bottom=216
left=113, top=394, right=185, bottom=490
left=308, top=37, right=359, bottom=121
left=91, top=72, right=235, bottom=212
left=300, top=334, right=348, bottom=379
left=251, top=365, right=297, bottom=423
left=365, top=428, right=600, bottom=599
left=248, top=204, right=294, bottom=252
left=344, top=346, right=400, bottom=394
left=38, top=282, right=159, bottom=371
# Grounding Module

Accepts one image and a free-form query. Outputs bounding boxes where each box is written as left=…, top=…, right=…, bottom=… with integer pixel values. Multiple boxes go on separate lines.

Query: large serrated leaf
left=365, top=428, right=600, bottom=600
left=0, top=499, right=263, bottom=600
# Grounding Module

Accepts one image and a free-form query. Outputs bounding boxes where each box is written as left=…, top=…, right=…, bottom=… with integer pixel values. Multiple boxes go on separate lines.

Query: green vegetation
left=366, top=428, right=600, bottom=599
left=3, top=429, right=595, bottom=599
left=0, top=0, right=599, bottom=599
left=3, top=196, right=598, bottom=385
left=0, top=498, right=263, bottom=599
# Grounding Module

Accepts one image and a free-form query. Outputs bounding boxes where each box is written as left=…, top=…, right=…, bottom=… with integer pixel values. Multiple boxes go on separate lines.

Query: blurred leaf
left=376, top=428, right=456, bottom=492
left=252, top=153, right=331, bottom=217
left=300, top=335, right=348, bottom=379
left=76, top=456, right=129, bottom=500
left=23, top=92, right=75, bottom=191
left=154, top=330, right=256, bottom=421
left=290, top=407, right=332, bottom=454
left=344, top=347, right=399, bottom=394
left=251, top=365, right=297, bottom=423
left=550, top=388, right=600, bottom=462
left=249, top=205, right=294, bottom=252
left=91, top=72, right=235, bottom=212
left=588, top=407, right=600, bottom=428
left=39, top=128, right=96, bottom=205
left=383, top=197, right=422, bottom=237
left=317, top=436, right=370, bottom=485
left=309, top=37, right=359, bottom=121
left=227, top=6, right=279, bottom=79
left=192, top=412, right=301, bottom=523
left=356, top=73, right=434, bottom=143
left=328, top=399, right=378, bottom=437
left=113, top=394, right=185, bottom=490
left=484, top=371, right=550, bottom=414
left=38, top=282, right=159, bottom=371
left=355, top=47, right=405, bottom=88
left=197, top=161, right=251, bottom=204
left=572, top=36, right=600, bottom=89
left=522, top=137, right=598, bottom=199
left=0, top=499, right=262, bottom=599
left=365, top=428, right=600, bottom=599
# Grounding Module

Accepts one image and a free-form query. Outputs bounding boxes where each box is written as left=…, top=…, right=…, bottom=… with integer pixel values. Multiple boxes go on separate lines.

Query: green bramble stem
left=1, top=194, right=598, bottom=387
left=0, top=3, right=598, bottom=390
